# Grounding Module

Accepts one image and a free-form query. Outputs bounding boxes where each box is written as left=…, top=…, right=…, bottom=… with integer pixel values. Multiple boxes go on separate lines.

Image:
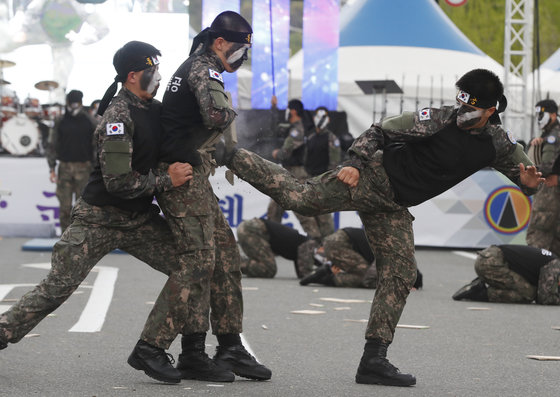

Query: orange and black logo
left=484, top=186, right=531, bottom=234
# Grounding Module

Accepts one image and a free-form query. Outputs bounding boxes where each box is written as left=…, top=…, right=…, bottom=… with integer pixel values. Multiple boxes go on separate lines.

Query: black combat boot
left=299, top=264, right=335, bottom=286
left=176, top=333, right=235, bottom=382
left=213, top=334, right=272, bottom=380
left=127, top=339, right=182, bottom=384
left=452, top=277, right=489, bottom=301
left=355, top=339, right=416, bottom=386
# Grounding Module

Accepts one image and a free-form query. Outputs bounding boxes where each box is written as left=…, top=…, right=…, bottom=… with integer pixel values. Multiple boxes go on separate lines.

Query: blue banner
left=302, top=0, right=339, bottom=110
left=251, top=0, right=290, bottom=109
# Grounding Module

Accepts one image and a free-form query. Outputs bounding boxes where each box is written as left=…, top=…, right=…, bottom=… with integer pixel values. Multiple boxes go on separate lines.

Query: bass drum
left=0, top=114, right=40, bottom=155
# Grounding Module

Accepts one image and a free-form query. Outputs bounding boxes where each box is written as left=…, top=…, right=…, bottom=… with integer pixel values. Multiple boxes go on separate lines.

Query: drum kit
left=0, top=59, right=60, bottom=156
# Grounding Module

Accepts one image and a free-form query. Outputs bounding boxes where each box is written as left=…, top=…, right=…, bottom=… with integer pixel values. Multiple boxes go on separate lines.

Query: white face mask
left=226, top=44, right=250, bottom=70
left=313, top=110, right=329, bottom=130
left=285, top=108, right=291, bottom=122
left=456, top=106, right=485, bottom=129
left=146, top=69, right=161, bottom=96
left=537, top=111, right=551, bottom=130
left=67, top=102, right=81, bottom=116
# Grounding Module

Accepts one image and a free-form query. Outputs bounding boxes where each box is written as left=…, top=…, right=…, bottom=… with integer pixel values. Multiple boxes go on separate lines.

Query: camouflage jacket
left=346, top=105, right=537, bottom=196
left=89, top=87, right=172, bottom=200
left=276, top=119, right=305, bottom=164
left=534, top=120, right=560, bottom=176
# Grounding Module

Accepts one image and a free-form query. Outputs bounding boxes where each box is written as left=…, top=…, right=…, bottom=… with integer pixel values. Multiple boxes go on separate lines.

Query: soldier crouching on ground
left=217, top=69, right=544, bottom=387
left=0, top=41, right=197, bottom=385
left=452, top=244, right=560, bottom=305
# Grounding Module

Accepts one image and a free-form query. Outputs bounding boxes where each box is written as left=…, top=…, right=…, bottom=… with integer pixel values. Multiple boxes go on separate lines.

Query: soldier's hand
left=519, top=163, right=544, bottom=188
left=545, top=174, right=559, bottom=187
left=530, top=137, right=543, bottom=146
left=271, top=95, right=278, bottom=108
left=337, top=166, right=359, bottom=187
left=49, top=170, right=57, bottom=183
left=168, top=162, right=193, bottom=187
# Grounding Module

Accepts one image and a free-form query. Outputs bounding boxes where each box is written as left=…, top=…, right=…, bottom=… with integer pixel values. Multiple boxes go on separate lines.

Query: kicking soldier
left=220, top=69, right=543, bottom=386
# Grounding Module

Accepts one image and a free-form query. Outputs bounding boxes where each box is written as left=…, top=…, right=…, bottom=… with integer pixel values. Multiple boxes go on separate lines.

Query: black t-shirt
left=56, top=111, right=95, bottom=162
left=342, top=227, right=375, bottom=263
left=499, top=245, right=557, bottom=286
left=383, top=122, right=496, bottom=206
left=305, top=131, right=330, bottom=176
left=262, top=219, right=309, bottom=261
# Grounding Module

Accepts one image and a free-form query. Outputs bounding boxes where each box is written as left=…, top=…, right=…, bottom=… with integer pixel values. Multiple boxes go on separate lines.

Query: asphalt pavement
left=0, top=237, right=559, bottom=397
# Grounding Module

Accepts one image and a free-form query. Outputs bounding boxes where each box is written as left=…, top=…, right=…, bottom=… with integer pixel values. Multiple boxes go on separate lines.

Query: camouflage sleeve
left=276, top=126, right=305, bottom=161
left=328, top=131, right=342, bottom=169
left=45, top=123, right=58, bottom=171
left=98, top=102, right=167, bottom=198
left=344, top=125, right=383, bottom=170
left=188, top=58, right=237, bottom=131
left=491, top=137, right=537, bottom=196
left=538, top=129, right=560, bottom=176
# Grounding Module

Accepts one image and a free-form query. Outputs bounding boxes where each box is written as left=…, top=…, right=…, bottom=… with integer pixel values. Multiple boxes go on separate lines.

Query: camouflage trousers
left=156, top=165, right=243, bottom=336
left=323, top=229, right=377, bottom=288
left=230, top=149, right=417, bottom=343
left=56, top=161, right=92, bottom=232
left=237, top=218, right=277, bottom=278
left=526, top=185, right=560, bottom=257
left=0, top=198, right=194, bottom=350
left=475, top=245, right=560, bottom=305
left=267, top=165, right=335, bottom=240
left=475, top=245, right=537, bottom=303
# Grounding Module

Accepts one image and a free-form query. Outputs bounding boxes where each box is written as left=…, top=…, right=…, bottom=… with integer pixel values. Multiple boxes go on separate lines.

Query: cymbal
left=0, top=59, right=15, bottom=68
left=34, top=80, right=59, bottom=91
left=0, top=79, right=10, bottom=85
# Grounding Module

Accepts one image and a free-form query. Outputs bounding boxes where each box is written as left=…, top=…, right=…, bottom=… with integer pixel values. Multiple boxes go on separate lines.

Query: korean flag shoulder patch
left=418, top=108, right=431, bottom=121
left=506, top=130, right=517, bottom=144
left=209, top=69, right=224, bottom=83
left=106, top=122, right=124, bottom=136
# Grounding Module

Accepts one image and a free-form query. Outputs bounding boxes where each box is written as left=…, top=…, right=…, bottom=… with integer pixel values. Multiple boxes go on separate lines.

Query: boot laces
left=166, top=352, right=176, bottom=365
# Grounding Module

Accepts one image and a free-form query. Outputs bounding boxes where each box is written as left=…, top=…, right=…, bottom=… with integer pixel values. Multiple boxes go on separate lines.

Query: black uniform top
left=499, top=245, right=557, bottom=286
left=52, top=109, right=95, bottom=165
left=159, top=50, right=234, bottom=166
left=262, top=219, right=309, bottom=261
left=342, top=227, right=375, bottom=263
left=383, top=122, right=495, bottom=207
left=82, top=89, right=165, bottom=213
left=305, top=130, right=330, bottom=176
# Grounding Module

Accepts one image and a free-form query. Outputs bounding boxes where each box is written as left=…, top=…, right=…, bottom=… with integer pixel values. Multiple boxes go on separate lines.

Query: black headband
left=210, top=28, right=252, bottom=44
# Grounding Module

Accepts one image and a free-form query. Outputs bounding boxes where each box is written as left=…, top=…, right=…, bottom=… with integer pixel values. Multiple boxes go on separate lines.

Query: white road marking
left=69, top=266, right=119, bottom=332
left=452, top=251, right=477, bottom=260
left=240, top=333, right=258, bottom=361
left=19, top=262, right=119, bottom=333
left=0, top=284, right=36, bottom=312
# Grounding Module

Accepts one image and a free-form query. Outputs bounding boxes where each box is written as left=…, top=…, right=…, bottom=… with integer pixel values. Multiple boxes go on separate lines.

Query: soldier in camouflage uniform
left=158, top=11, right=271, bottom=382
left=222, top=69, right=544, bottom=386
left=0, top=41, right=196, bottom=385
left=268, top=99, right=334, bottom=239
left=46, top=90, right=96, bottom=232
left=237, top=217, right=318, bottom=278
left=526, top=99, right=560, bottom=256
left=452, top=245, right=560, bottom=305
left=299, top=227, right=423, bottom=290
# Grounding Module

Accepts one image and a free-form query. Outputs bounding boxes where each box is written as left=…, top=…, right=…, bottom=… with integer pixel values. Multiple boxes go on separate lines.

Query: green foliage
left=439, top=0, right=560, bottom=66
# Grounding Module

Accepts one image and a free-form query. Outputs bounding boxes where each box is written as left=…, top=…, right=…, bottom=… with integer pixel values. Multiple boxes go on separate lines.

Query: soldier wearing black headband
left=220, top=68, right=544, bottom=387
left=0, top=40, right=196, bottom=385
left=157, top=11, right=271, bottom=383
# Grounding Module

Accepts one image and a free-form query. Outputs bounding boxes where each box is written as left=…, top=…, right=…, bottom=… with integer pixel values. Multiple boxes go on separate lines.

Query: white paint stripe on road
left=69, top=266, right=119, bottom=333
left=452, top=251, right=477, bottom=260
